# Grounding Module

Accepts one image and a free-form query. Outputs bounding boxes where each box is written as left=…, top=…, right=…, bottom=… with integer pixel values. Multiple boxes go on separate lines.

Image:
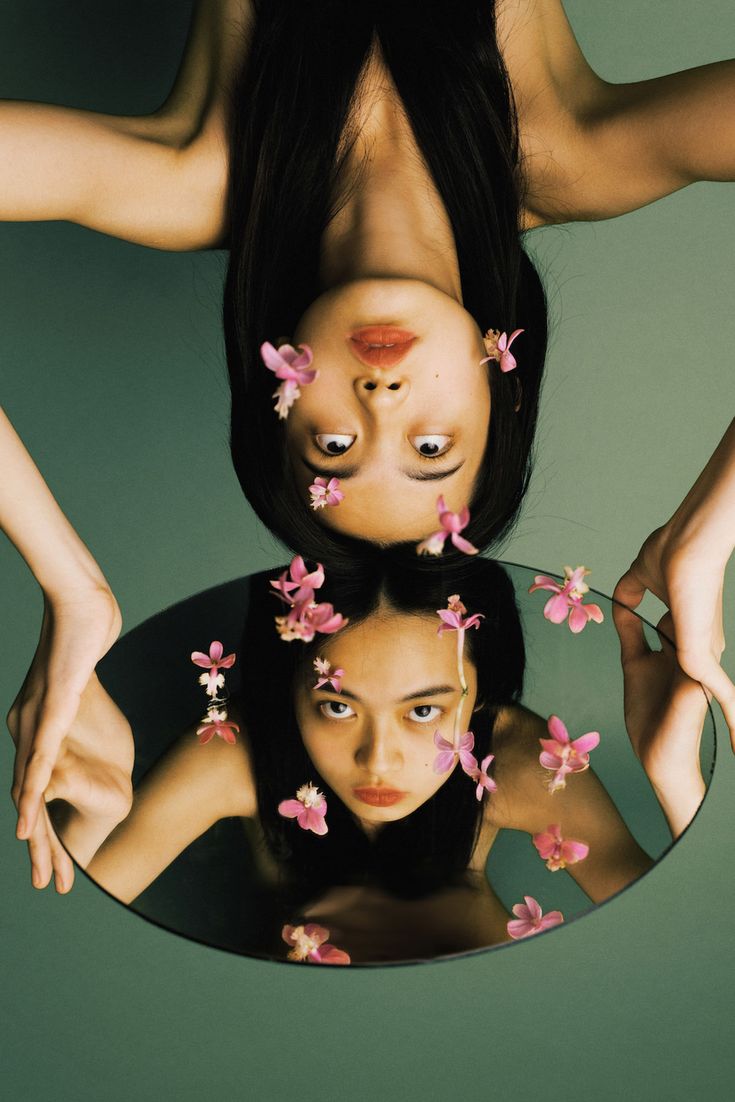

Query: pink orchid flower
left=196, top=708, right=240, bottom=746
left=532, top=823, right=590, bottom=871
left=260, top=341, right=318, bottom=419
left=539, top=714, right=600, bottom=793
left=309, top=476, right=344, bottom=510
left=480, top=328, right=524, bottom=373
left=436, top=594, right=485, bottom=635
left=278, top=781, right=329, bottom=834
left=416, top=496, right=479, bottom=557
left=507, top=895, right=564, bottom=940
left=190, top=640, right=236, bottom=697
left=270, top=555, right=325, bottom=606
left=313, top=657, right=344, bottom=693
left=433, top=729, right=477, bottom=774
left=281, top=924, right=351, bottom=965
left=529, top=565, right=605, bottom=634
left=467, top=753, right=497, bottom=801
left=276, top=601, right=348, bottom=643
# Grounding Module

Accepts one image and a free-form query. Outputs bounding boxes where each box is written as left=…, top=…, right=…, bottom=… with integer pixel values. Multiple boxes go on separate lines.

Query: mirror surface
left=51, top=559, right=715, bottom=965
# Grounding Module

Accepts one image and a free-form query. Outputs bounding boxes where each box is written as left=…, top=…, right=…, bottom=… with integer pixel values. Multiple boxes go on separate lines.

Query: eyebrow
left=318, top=684, right=456, bottom=703
left=300, top=456, right=466, bottom=482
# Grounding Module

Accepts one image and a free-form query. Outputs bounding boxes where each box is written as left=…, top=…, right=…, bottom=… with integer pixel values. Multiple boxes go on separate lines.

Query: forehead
left=319, top=611, right=460, bottom=685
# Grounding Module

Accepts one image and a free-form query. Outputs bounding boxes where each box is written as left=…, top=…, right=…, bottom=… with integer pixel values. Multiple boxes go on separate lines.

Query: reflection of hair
left=224, top=0, right=548, bottom=562
left=239, top=554, right=525, bottom=907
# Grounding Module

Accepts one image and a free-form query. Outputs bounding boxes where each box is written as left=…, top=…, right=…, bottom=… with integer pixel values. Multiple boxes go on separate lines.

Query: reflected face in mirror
left=286, top=278, right=492, bottom=542
left=294, top=606, right=479, bottom=831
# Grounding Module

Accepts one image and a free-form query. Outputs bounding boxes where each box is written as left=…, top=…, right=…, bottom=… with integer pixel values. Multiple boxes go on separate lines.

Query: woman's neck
left=318, top=43, right=462, bottom=301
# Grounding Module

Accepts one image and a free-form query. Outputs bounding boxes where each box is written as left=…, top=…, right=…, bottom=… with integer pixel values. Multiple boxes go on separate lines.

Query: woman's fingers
left=612, top=599, right=650, bottom=664
left=43, top=805, right=75, bottom=893
left=613, top=563, right=649, bottom=612
left=25, top=809, right=53, bottom=889
left=677, top=647, right=735, bottom=752
left=15, top=687, right=81, bottom=840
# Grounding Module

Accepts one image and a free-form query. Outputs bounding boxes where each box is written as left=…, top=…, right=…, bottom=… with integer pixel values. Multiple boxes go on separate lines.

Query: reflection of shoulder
left=483, top=703, right=546, bottom=830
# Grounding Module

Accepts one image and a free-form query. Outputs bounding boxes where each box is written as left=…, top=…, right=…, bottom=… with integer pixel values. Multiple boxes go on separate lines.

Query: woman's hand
left=613, top=522, right=734, bottom=750
left=6, top=585, right=124, bottom=891
left=612, top=603, right=709, bottom=838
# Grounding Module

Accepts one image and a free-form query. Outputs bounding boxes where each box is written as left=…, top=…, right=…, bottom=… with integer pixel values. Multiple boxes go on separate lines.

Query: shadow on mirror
left=49, top=556, right=715, bottom=965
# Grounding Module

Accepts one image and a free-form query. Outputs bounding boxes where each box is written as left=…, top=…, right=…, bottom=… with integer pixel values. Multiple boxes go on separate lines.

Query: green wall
left=2, top=2, right=734, bottom=1098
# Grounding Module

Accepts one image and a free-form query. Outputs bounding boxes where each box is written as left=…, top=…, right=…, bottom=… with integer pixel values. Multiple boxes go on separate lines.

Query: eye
left=410, top=435, right=452, bottom=458
left=320, top=700, right=356, bottom=720
left=315, top=434, right=356, bottom=456
left=407, top=704, right=442, bottom=723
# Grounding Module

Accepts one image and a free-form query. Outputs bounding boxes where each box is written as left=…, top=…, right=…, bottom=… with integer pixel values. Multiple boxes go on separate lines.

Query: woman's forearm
left=666, top=417, right=735, bottom=557
left=0, top=407, right=110, bottom=598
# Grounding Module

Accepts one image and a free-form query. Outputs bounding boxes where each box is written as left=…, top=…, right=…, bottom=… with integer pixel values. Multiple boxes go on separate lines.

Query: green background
left=1, top=2, right=733, bottom=1098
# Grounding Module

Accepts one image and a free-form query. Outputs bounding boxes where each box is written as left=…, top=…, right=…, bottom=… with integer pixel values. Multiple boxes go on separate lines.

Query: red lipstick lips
left=352, top=787, right=407, bottom=807
left=347, top=326, right=417, bottom=369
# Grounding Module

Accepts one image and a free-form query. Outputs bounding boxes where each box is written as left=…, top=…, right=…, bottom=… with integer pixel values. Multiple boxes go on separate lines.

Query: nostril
left=387, top=382, right=401, bottom=391
left=363, top=381, right=377, bottom=391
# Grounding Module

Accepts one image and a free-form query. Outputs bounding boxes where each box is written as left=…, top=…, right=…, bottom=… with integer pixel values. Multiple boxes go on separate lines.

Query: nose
left=353, top=374, right=410, bottom=408
left=355, top=719, right=403, bottom=777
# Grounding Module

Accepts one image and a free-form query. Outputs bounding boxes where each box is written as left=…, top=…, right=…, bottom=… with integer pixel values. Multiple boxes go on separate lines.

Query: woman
left=4, top=1, right=735, bottom=886
left=48, top=554, right=690, bottom=962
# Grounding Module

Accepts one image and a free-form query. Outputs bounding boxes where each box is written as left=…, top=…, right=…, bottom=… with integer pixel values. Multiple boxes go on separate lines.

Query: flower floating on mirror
left=480, top=327, right=524, bottom=373
left=270, top=555, right=348, bottom=643
left=190, top=640, right=236, bottom=697
left=282, top=924, right=351, bottom=965
left=539, top=715, right=600, bottom=793
left=529, top=565, right=605, bottom=633
left=532, top=824, right=589, bottom=871
left=507, top=896, right=564, bottom=940
left=196, top=708, right=240, bottom=746
left=417, top=496, right=478, bottom=557
left=278, top=782, right=329, bottom=835
left=260, top=340, right=318, bottom=420
left=308, top=476, right=344, bottom=510
left=313, top=657, right=344, bottom=693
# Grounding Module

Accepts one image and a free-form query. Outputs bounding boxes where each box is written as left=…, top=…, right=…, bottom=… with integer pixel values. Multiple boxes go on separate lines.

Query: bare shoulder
left=482, top=703, right=551, bottom=831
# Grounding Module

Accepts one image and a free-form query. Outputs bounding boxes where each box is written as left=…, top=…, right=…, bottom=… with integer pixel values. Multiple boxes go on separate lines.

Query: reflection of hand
left=613, top=523, right=733, bottom=750
left=6, top=586, right=124, bottom=890
left=613, top=602, right=708, bottom=839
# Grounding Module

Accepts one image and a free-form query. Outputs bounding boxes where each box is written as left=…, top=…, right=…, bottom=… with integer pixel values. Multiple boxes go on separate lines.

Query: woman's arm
left=489, top=706, right=654, bottom=904
left=0, top=0, right=253, bottom=249
left=84, top=716, right=256, bottom=905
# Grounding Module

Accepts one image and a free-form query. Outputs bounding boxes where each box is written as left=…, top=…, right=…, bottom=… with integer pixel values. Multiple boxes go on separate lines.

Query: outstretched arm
left=0, top=0, right=253, bottom=249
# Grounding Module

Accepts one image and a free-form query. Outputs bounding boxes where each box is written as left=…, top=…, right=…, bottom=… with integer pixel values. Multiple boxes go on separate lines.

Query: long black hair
left=239, top=551, right=525, bottom=914
left=224, top=0, right=548, bottom=564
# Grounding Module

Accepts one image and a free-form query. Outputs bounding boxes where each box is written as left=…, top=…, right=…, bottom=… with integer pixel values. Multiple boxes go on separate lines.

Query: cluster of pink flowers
left=282, top=923, right=351, bottom=965
left=417, top=496, right=478, bottom=557
left=480, top=328, right=524, bottom=373
left=190, top=640, right=240, bottom=745
left=270, top=555, right=348, bottom=642
left=260, top=340, right=318, bottom=419
left=529, top=565, right=604, bottom=634
left=538, top=714, right=600, bottom=793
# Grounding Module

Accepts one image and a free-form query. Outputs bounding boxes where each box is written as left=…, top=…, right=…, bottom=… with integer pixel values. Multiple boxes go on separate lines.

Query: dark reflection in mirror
left=50, top=557, right=714, bottom=964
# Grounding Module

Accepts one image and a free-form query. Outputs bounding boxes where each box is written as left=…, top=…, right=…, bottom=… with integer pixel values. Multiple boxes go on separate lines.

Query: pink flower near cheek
left=196, top=708, right=240, bottom=745
left=309, top=476, right=344, bottom=510
left=433, top=730, right=476, bottom=774
left=506, top=895, right=564, bottom=940
left=191, top=641, right=237, bottom=697
left=260, top=340, right=318, bottom=420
